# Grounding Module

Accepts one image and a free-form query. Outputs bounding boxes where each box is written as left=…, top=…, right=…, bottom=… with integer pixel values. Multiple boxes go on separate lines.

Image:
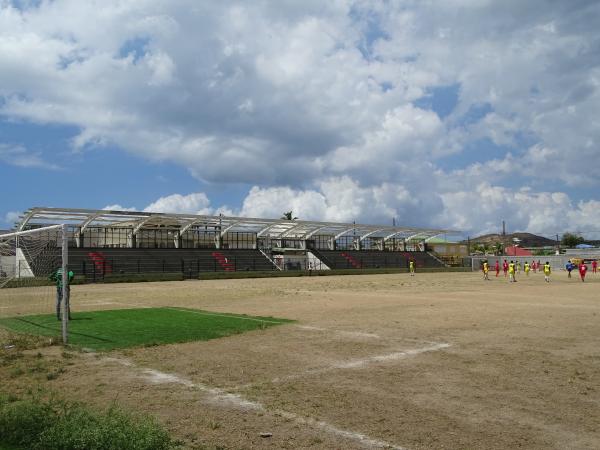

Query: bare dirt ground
left=2, top=271, right=600, bottom=449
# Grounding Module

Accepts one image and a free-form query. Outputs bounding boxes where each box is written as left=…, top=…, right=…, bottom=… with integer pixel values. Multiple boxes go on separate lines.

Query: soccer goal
left=0, top=224, right=70, bottom=343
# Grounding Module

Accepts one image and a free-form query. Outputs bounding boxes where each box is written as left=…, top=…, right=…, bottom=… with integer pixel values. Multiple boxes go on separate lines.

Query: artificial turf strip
left=0, top=307, right=293, bottom=351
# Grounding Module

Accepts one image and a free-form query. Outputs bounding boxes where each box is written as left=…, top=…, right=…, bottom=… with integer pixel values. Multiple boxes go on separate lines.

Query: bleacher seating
left=311, top=250, right=444, bottom=270
left=36, top=248, right=277, bottom=280
left=29, top=247, right=442, bottom=281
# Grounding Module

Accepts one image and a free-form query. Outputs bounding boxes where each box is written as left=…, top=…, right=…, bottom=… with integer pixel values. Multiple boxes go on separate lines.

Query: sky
left=1, top=0, right=599, bottom=238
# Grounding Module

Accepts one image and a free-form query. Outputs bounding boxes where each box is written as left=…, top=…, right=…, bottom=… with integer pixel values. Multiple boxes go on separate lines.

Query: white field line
left=295, top=324, right=380, bottom=339
left=96, top=300, right=153, bottom=309
left=334, top=343, right=451, bottom=369
left=97, top=356, right=405, bottom=449
left=95, top=302, right=287, bottom=325
left=78, top=301, right=129, bottom=307
left=269, top=343, right=451, bottom=384
left=163, top=307, right=287, bottom=324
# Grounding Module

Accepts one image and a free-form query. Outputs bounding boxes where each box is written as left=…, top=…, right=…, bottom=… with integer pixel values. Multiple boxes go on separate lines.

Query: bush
left=0, top=397, right=53, bottom=448
left=0, top=395, right=176, bottom=450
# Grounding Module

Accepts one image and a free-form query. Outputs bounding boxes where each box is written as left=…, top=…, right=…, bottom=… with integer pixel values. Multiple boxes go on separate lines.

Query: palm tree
left=493, top=242, right=504, bottom=256
left=281, top=211, right=298, bottom=220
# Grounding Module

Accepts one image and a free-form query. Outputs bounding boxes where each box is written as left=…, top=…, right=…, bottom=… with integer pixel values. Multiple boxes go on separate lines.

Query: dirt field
left=2, top=271, right=600, bottom=449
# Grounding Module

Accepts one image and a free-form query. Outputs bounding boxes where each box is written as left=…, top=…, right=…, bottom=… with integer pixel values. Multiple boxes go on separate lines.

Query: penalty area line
left=295, top=324, right=381, bottom=339
left=164, top=307, right=288, bottom=324
left=268, top=342, right=451, bottom=384
left=96, top=356, right=405, bottom=450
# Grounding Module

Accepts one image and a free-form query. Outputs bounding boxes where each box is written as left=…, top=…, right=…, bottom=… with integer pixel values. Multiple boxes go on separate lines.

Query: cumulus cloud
left=98, top=182, right=600, bottom=239
left=102, top=204, right=137, bottom=212
left=241, top=178, right=600, bottom=238
left=143, top=193, right=213, bottom=215
left=101, top=193, right=235, bottom=216
left=438, top=184, right=600, bottom=236
left=1, top=1, right=599, bottom=235
left=3, top=211, right=20, bottom=225
left=0, top=143, right=59, bottom=169
left=240, top=177, right=441, bottom=228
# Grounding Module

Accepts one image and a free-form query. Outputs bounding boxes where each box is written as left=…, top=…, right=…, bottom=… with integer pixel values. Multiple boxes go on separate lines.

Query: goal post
left=0, top=224, right=70, bottom=343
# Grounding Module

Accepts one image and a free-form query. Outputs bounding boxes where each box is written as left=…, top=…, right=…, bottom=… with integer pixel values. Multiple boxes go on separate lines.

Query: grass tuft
left=0, top=394, right=177, bottom=450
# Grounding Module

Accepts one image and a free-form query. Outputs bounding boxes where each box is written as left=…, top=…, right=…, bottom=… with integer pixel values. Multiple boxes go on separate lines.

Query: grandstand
left=10, top=207, right=457, bottom=280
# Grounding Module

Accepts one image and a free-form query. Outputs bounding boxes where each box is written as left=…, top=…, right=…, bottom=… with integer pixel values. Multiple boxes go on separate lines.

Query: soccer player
left=566, top=260, right=574, bottom=278
left=503, top=259, right=509, bottom=278
left=516, top=261, right=521, bottom=274
left=50, top=267, right=74, bottom=321
left=483, top=261, right=490, bottom=280
left=409, top=260, right=415, bottom=276
left=543, top=262, right=551, bottom=283
left=509, top=261, right=516, bottom=282
left=592, top=260, right=598, bottom=274
left=579, top=261, right=588, bottom=282
left=524, top=261, right=530, bottom=276
left=495, top=260, right=500, bottom=277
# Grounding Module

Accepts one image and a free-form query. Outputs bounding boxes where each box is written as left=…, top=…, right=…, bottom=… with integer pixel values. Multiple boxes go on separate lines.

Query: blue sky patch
left=119, top=37, right=151, bottom=63
left=414, top=84, right=460, bottom=119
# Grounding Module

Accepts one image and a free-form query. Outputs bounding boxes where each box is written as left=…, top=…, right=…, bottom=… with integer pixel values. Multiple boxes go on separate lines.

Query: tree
left=493, top=242, right=504, bottom=256
left=473, top=243, right=491, bottom=254
left=281, top=211, right=298, bottom=220
left=561, top=232, right=584, bottom=248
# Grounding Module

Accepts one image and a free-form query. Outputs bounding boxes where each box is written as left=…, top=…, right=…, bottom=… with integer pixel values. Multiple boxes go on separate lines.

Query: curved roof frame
left=15, top=207, right=457, bottom=241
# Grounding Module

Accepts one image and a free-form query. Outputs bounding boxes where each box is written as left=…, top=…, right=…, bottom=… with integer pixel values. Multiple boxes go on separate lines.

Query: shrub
left=0, top=395, right=176, bottom=450
left=0, top=397, right=54, bottom=448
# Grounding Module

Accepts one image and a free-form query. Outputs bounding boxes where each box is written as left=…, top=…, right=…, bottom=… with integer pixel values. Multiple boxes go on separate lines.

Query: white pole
left=14, top=234, right=19, bottom=278
left=0, top=224, right=63, bottom=240
left=61, top=224, right=69, bottom=344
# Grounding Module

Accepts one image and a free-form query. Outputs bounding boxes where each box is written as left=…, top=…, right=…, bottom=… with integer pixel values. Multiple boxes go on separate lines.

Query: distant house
left=504, top=246, right=532, bottom=256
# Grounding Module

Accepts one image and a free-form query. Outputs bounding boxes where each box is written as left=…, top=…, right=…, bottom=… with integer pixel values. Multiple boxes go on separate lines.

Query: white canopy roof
left=16, top=207, right=457, bottom=241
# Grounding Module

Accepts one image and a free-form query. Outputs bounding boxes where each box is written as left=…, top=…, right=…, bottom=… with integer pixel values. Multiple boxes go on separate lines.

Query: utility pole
left=502, top=220, right=506, bottom=256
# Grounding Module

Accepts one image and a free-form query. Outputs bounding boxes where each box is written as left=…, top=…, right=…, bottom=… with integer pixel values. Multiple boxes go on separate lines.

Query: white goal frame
left=0, top=224, right=69, bottom=343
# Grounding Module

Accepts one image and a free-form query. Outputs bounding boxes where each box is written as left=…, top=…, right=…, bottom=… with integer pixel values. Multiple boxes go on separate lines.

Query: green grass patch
left=0, top=393, right=177, bottom=450
left=0, top=308, right=292, bottom=351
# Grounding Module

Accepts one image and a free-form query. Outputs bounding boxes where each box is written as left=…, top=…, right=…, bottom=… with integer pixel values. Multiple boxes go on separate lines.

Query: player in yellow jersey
left=508, top=261, right=516, bottom=282
left=482, top=261, right=490, bottom=280
left=524, top=261, right=530, bottom=276
left=409, top=260, right=415, bottom=276
left=543, top=262, right=551, bottom=282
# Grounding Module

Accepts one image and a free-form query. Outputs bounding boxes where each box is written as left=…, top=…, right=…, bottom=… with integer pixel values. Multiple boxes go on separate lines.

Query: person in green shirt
left=50, top=267, right=74, bottom=321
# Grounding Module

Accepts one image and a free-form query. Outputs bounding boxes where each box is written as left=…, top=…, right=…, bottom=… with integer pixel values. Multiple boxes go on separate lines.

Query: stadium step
left=211, top=251, right=235, bottom=271
left=340, top=252, right=362, bottom=268
left=87, top=251, right=112, bottom=275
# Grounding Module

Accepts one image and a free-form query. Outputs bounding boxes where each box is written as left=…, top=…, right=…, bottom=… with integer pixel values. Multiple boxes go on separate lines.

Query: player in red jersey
left=592, top=260, right=598, bottom=274
left=502, top=259, right=509, bottom=277
left=495, top=260, right=500, bottom=277
left=579, top=262, right=588, bottom=282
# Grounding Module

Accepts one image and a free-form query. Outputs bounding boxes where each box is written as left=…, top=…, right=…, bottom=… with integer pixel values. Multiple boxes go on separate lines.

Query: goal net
left=0, top=225, right=69, bottom=342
